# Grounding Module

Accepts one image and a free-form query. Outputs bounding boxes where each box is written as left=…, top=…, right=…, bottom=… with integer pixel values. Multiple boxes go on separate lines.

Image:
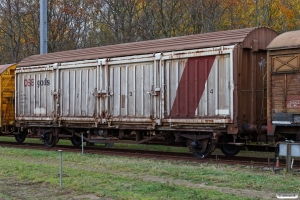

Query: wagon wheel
left=189, top=138, right=214, bottom=158
left=71, top=136, right=82, bottom=147
left=14, top=130, right=28, bottom=144
left=43, top=132, right=58, bottom=148
left=220, top=135, right=241, bottom=156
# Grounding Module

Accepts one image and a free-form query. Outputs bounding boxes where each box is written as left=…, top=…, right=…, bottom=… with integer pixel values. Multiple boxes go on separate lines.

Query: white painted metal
left=163, top=49, right=234, bottom=121
left=16, top=67, right=54, bottom=118
left=109, top=60, right=156, bottom=120
left=15, top=45, right=235, bottom=126
left=203, top=55, right=231, bottom=117
left=59, top=67, right=97, bottom=118
left=229, top=49, right=234, bottom=120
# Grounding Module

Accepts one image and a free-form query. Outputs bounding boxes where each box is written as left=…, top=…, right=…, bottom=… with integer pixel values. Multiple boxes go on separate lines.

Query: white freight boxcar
left=15, top=27, right=277, bottom=158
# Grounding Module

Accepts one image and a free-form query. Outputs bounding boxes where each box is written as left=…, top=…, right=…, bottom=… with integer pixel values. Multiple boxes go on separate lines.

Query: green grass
left=0, top=147, right=299, bottom=199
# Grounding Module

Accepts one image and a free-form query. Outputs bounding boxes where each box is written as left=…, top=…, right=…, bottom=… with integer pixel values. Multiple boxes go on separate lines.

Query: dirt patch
left=70, top=195, right=108, bottom=200
left=0, top=179, right=109, bottom=200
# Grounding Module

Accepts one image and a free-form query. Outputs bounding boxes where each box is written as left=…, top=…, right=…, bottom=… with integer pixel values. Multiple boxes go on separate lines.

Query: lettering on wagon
left=24, top=79, right=34, bottom=87
left=24, top=78, right=50, bottom=88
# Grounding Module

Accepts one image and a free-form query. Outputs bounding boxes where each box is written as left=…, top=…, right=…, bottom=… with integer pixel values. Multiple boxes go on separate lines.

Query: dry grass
left=0, top=146, right=299, bottom=199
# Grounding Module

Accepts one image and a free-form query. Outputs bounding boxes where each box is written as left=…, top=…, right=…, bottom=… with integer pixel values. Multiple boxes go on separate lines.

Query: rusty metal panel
left=242, top=27, right=278, bottom=50
left=16, top=67, right=54, bottom=119
left=237, top=50, right=268, bottom=127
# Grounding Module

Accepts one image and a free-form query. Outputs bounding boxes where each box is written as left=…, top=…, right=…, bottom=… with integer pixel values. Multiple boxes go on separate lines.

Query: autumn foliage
left=0, top=0, right=299, bottom=64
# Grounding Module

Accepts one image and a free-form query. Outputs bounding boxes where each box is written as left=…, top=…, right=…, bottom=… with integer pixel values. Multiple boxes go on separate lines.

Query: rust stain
left=121, top=95, right=125, bottom=108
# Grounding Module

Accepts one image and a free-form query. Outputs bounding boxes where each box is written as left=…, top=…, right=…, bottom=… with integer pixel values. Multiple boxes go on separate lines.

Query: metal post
left=40, top=0, right=47, bottom=54
left=58, top=150, right=62, bottom=188
left=286, top=143, right=291, bottom=172
left=81, top=133, right=84, bottom=155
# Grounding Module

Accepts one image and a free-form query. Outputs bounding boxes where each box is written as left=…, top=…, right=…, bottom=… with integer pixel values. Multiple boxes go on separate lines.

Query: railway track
left=1, top=141, right=299, bottom=171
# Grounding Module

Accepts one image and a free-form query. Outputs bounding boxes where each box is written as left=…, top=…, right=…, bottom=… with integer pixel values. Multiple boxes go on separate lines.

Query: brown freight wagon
left=15, top=27, right=277, bottom=158
left=267, top=30, right=300, bottom=142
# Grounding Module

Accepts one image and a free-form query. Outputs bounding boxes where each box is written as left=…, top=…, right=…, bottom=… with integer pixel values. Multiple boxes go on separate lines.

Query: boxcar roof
left=19, top=27, right=277, bottom=67
left=267, top=30, right=300, bottom=50
left=0, top=63, right=16, bottom=74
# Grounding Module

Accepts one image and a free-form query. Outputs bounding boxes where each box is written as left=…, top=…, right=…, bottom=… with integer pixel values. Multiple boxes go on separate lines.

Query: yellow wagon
left=0, top=63, right=16, bottom=134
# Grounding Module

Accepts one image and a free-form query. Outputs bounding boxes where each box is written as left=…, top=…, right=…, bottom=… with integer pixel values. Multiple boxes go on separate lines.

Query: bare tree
left=88, top=0, right=143, bottom=45
left=153, top=0, right=185, bottom=38
left=187, top=0, right=226, bottom=33
left=47, top=0, right=92, bottom=52
left=0, top=0, right=22, bottom=63
left=1, top=0, right=300, bottom=65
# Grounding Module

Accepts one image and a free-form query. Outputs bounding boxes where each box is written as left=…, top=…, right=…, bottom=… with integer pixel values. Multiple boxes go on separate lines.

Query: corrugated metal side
left=59, top=67, right=97, bottom=119
left=231, top=27, right=277, bottom=134
left=105, top=53, right=161, bottom=123
left=242, top=27, right=278, bottom=50
left=16, top=67, right=54, bottom=119
left=237, top=50, right=267, bottom=126
left=16, top=46, right=234, bottom=126
left=15, top=27, right=278, bottom=133
left=0, top=63, right=16, bottom=127
left=105, top=47, right=234, bottom=125
left=165, top=54, right=232, bottom=120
